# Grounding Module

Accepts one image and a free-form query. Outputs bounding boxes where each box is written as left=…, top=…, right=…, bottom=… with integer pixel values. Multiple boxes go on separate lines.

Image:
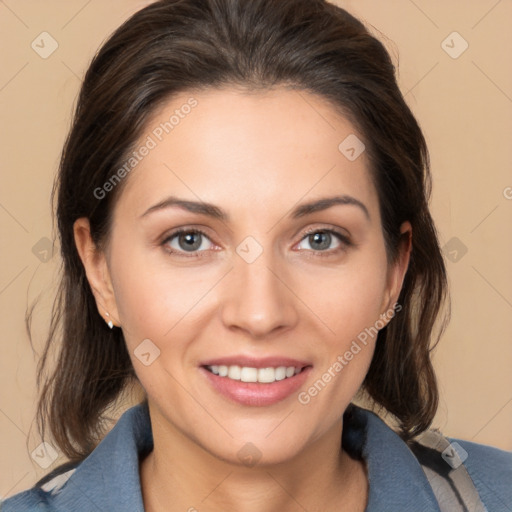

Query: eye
left=161, top=227, right=351, bottom=258
left=295, top=228, right=351, bottom=254
left=162, top=228, right=214, bottom=256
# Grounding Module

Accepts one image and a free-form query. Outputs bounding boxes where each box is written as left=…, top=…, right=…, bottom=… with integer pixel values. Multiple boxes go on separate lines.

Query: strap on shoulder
left=410, top=429, right=487, bottom=512
left=35, top=460, right=79, bottom=492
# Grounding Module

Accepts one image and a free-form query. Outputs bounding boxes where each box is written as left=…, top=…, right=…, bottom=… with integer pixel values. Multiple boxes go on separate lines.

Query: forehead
left=114, top=87, right=379, bottom=222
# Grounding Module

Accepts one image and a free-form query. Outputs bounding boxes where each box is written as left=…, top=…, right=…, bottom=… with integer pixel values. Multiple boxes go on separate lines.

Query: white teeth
left=207, top=365, right=303, bottom=383
left=258, top=367, right=277, bottom=383
left=228, top=365, right=241, bottom=380
left=274, top=367, right=286, bottom=381
left=240, top=367, right=258, bottom=382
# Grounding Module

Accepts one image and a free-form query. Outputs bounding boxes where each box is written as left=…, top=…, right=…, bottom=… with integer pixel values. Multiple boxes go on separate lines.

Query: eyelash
left=161, top=226, right=352, bottom=259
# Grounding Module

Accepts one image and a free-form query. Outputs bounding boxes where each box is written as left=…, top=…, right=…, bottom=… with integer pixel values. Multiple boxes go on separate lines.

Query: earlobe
left=73, top=218, right=120, bottom=327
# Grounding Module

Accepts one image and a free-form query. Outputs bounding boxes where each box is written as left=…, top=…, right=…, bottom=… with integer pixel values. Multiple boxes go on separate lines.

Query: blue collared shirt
left=2, top=402, right=511, bottom=511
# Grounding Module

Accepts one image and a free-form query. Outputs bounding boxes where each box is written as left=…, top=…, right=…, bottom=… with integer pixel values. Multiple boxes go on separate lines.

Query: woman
left=2, top=0, right=510, bottom=510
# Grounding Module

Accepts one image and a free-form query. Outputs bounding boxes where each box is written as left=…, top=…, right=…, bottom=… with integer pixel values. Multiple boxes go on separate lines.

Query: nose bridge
left=219, top=237, right=298, bottom=337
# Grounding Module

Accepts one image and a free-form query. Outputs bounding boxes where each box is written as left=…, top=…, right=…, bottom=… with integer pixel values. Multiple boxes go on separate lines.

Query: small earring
left=105, top=311, right=114, bottom=329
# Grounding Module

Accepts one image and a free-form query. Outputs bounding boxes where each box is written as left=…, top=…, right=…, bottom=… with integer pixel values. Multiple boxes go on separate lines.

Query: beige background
left=1, top=0, right=511, bottom=499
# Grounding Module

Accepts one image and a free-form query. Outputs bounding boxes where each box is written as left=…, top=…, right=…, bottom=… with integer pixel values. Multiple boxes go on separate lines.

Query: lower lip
left=200, top=366, right=312, bottom=407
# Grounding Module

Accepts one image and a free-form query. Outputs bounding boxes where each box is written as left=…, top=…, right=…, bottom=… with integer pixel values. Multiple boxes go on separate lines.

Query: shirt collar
left=345, top=404, right=441, bottom=511
left=51, top=401, right=152, bottom=512
left=51, top=401, right=441, bottom=512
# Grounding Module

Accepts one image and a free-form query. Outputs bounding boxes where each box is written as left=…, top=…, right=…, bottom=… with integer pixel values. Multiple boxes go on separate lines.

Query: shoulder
left=347, top=405, right=512, bottom=511
left=449, top=437, right=512, bottom=508
left=0, top=465, right=77, bottom=511
left=1, top=403, right=152, bottom=512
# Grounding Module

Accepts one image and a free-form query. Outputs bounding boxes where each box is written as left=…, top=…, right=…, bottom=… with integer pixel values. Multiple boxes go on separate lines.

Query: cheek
left=298, top=252, right=389, bottom=342
left=112, top=266, right=218, bottom=342
left=108, top=237, right=213, bottom=343
left=294, top=248, right=389, bottom=405
left=109, top=255, right=216, bottom=396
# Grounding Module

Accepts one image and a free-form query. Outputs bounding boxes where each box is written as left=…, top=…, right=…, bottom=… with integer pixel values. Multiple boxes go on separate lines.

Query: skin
left=74, top=87, right=411, bottom=512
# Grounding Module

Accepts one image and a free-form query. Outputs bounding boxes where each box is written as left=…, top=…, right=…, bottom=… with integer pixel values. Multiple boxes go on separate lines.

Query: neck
left=140, top=407, right=367, bottom=512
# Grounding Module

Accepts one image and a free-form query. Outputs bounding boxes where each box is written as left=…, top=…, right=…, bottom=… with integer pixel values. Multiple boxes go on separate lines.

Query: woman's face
left=78, top=87, right=410, bottom=465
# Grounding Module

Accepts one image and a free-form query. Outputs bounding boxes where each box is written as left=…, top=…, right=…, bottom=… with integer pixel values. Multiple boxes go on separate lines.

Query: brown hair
left=34, top=0, right=449, bottom=462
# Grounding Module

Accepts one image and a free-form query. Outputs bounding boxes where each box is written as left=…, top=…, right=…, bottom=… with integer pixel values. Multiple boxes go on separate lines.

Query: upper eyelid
left=300, top=225, right=350, bottom=240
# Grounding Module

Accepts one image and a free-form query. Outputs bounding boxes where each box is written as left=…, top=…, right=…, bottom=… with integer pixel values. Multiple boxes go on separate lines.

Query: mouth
left=199, top=356, right=313, bottom=406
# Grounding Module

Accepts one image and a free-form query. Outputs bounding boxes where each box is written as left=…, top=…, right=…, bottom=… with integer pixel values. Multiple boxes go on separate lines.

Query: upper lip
left=200, top=355, right=312, bottom=369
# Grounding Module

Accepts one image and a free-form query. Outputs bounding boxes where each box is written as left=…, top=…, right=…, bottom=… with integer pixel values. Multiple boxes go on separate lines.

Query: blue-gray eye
left=297, top=230, right=342, bottom=252
left=166, top=230, right=213, bottom=253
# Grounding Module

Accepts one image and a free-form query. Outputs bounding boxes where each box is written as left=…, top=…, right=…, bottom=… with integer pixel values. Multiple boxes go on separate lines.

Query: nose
left=220, top=248, right=299, bottom=339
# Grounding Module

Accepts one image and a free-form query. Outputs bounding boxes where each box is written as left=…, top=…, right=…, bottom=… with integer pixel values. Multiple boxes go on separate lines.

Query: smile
left=200, top=359, right=312, bottom=406
left=205, top=365, right=303, bottom=383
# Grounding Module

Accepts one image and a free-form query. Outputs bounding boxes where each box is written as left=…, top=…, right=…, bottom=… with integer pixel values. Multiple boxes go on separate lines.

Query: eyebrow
left=140, top=194, right=370, bottom=221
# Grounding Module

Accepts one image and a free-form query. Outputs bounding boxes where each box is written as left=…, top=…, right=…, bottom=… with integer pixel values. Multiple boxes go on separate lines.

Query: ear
left=73, top=217, right=120, bottom=327
left=380, top=221, right=412, bottom=319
